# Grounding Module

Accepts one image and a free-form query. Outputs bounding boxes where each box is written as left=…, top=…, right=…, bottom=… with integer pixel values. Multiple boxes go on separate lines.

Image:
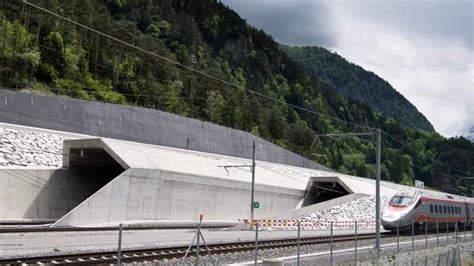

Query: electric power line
left=4, top=1, right=470, bottom=182
left=21, top=0, right=373, bottom=132
left=381, top=131, right=471, bottom=177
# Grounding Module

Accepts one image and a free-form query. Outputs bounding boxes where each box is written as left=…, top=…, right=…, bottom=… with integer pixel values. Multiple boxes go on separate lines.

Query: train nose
left=381, top=211, right=401, bottom=229
left=381, top=218, right=399, bottom=229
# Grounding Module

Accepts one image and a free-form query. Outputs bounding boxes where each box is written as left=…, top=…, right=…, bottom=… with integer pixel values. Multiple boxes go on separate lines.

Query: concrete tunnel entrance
left=66, top=147, right=125, bottom=204
left=302, top=177, right=351, bottom=207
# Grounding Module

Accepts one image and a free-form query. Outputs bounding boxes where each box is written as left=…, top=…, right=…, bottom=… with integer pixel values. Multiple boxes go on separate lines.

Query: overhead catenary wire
left=0, top=77, right=208, bottom=102
left=381, top=131, right=471, bottom=177
left=21, top=0, right=374, bottom=132
left=2, top=1, right=469, bottom=183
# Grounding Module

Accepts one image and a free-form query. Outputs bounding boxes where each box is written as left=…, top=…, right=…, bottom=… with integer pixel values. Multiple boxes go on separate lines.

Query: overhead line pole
left=374, top=128, right=381, bottom=257
left=217, top=141, right=257, bottom=229
left=310, top=130, right=381, bottom=257
left=251, top=141, right=256, bottom=228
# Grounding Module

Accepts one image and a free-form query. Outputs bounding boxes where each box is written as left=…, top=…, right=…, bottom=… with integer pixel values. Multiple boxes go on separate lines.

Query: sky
left=222, top=0, right=474, bottom=138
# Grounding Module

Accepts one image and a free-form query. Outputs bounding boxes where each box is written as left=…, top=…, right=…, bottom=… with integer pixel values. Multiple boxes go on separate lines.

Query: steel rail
left=0, top=224, right=232, bottom=234
left=1, top=232, right=388, bottom=265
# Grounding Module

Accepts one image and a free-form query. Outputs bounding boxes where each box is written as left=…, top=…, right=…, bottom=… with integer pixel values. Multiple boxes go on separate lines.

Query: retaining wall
left=0, top=89, right=331, bottom=171
left=0, top=168, right=99, bottom=219
left=54, top=169, right=303, bottom=226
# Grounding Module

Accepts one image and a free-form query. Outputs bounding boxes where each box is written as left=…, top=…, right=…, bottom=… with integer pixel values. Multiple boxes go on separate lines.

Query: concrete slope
left=53, top=167, right=304, bottom=227
left=97, top=138, right=310, bottom=191
left=53, top=168, right=160, bottom=227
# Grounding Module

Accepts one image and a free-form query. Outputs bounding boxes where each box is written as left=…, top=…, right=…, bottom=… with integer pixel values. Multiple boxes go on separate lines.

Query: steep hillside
left=282, top=46, right=435, bottom=132
left=0, top=0, right=472, bottom=195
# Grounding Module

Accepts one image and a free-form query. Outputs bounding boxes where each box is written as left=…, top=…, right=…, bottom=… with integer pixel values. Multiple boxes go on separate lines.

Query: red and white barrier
left=239, top=219, right=376, bottom=229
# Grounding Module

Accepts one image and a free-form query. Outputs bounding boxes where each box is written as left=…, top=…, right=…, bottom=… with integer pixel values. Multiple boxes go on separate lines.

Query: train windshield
left=389, top=196, right=413, bottom=207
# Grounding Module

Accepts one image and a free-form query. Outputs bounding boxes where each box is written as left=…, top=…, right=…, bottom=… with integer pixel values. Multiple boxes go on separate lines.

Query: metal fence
left=1, top=219, right=474, bottom=265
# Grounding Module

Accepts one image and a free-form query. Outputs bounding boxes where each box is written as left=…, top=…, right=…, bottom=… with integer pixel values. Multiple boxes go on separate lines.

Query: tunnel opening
left=302, top=180, right=350, bottom=207
left=66, top=148, right=125, bottom=207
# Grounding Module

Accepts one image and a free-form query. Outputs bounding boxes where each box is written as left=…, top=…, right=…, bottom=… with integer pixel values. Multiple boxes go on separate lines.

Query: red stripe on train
left=419, top=197, right=466, bottom=204
left=387, top=205, right=407, bottom=212
left=415, top=214, right=468, bottom=222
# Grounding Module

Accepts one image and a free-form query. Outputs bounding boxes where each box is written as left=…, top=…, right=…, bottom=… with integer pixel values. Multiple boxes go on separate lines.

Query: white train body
left=382, top=190, right=474, bottom=231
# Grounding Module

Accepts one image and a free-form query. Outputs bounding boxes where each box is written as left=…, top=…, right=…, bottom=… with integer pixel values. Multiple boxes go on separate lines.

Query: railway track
left=1, top=232, right=389, bottom=265
left=0, top=224, right=231, bottom=234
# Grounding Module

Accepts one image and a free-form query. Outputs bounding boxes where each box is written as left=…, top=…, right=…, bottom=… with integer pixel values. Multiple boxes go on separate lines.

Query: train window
left=443, top=206, right=447, bottom=213
left=459, top=207, right=461, bottom=214
left=448, top=206, right=451, bottom=214
left=389, top=196, right=413, bottom=206
left=434, top=205, right=438, bottom=213
left=429, top=205, right=433, bottom=213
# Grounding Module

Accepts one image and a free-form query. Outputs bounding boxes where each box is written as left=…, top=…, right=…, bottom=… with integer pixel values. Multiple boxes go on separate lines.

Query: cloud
left=221, top=0, right=337, bottom=47
left=332, top=13, right=474, bottom=137
left=223, top=0, right=474, bottom=137
left=337, top=0, right=473, bottom=50
left=327, top=1, right=474, bottom=137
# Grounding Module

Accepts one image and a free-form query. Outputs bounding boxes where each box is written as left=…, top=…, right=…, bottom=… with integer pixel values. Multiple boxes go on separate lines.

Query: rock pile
left=298, top=195, right=389, bottom=223
left=254, top=196, right=391, bottom=230
left=0, top=127, right=68, bottom=167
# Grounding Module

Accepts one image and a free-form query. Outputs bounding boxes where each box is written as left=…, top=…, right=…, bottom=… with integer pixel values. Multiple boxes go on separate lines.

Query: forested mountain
left=0, top=0, right=472, bottom=195
left=282, top=46, right=434, bottom=132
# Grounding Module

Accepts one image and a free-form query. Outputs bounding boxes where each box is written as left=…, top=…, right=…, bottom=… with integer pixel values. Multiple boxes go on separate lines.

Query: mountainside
left=0, top=0, right=472, bottom=195
left=467, top=126, right=474, bottom=142
left=282, top=46, right=435, bottom=132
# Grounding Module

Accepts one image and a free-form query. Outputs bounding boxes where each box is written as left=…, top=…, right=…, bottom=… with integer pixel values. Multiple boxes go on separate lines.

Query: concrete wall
left=54, top=168, right=303, bottom=227
left=0, top=89, right=331, bottom=171
left=0, top=168, right=100, bottom=220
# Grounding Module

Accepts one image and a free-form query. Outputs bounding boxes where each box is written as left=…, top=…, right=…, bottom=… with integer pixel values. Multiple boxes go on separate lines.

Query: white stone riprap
left=0, top=127, right=68, bottom=167
left=255, top=196, right=391, bottom=230
left=298, top=196, right=389, bottom=222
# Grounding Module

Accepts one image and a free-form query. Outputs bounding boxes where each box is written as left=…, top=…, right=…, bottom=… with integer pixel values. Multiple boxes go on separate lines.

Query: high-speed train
left=381, top=190, right=474, bottom=231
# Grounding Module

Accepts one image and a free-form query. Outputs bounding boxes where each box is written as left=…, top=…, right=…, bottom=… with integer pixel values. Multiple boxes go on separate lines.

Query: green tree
left=205, top=90, right=225, bottom=123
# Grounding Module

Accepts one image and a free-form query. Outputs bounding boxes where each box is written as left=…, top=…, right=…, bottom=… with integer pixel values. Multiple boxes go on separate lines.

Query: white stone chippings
left=298, top=196, right=389, bottom=222
left=261, top=196, right=390, bottom=230
left=0, top=127, right=70, bottom=167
